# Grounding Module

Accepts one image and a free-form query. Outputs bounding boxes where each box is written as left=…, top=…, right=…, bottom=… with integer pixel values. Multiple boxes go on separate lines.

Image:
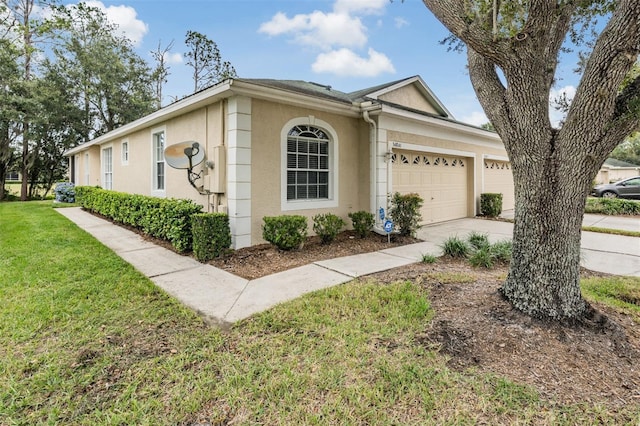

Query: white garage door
left=483, top=160, right=515, bottom=211
left=392, top=151, right=468, bottom=224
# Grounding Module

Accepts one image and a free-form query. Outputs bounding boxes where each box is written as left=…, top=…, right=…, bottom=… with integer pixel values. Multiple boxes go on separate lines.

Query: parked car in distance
left=591, top=176, right=640, bottom=199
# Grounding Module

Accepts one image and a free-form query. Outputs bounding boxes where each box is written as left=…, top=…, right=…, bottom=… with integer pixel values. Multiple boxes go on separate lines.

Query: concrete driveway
left=416, top=215, right=640, bottom=277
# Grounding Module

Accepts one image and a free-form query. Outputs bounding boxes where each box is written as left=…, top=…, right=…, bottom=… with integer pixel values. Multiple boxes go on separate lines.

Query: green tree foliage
left=0, top=1, right=156, bottom=199
left=609, top=133, right=640, bottom=165
left=184, top=30, right=237, bottom=92
left=51, top=2, right=156, bottom=141
left=0, top=37, right=20, bottom=201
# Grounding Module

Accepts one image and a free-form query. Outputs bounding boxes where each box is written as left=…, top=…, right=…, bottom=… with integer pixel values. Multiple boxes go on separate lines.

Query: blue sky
left=61, top=0, right=580, bottom=126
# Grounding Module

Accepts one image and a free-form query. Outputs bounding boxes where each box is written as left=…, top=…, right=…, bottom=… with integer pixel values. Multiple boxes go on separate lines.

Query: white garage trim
left=390, top=141, right=476, bottom=159
left=483, top=154, right=509, bottom=162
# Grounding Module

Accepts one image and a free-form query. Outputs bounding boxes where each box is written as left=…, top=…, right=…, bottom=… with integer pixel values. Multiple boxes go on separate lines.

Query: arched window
left=286, top=125, right=330, bottom=200
left=281, top=118, right=338, bottom=211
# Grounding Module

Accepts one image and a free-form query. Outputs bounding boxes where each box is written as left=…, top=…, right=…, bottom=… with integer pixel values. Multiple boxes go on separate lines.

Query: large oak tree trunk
left=502, top=145, right=590, bottom=319
left=423, top=0, right=640, bottom=321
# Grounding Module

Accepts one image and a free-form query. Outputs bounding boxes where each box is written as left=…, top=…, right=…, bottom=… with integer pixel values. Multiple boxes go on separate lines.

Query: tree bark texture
left=424, top=0, right=640, bottom=319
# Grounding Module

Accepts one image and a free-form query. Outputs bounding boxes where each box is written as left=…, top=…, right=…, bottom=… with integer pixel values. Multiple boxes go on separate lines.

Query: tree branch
left=563, top=0, right=640, bottom=143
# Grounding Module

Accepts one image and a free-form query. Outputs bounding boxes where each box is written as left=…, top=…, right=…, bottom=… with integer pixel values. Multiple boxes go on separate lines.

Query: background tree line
left=0, top=0, right=236, bottom=201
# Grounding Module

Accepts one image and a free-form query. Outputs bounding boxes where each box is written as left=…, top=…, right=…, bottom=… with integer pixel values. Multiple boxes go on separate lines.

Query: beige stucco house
left=65, top=76, right=514, bottom=249
left=595, top=158, right=640, bottom=184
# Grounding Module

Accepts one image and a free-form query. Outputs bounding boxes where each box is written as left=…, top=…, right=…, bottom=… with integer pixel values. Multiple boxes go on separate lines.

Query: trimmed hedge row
left=192, top=213, right=232, bottom=261
left=585, top=197, right=640, bottom=215
left=75, top=186, right=203, bottom=252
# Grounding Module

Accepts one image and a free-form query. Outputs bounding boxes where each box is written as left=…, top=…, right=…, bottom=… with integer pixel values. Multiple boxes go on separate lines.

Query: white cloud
left=394, top=17, right=409, bottom=29
left=84, top=1, right=148, bottom=47
left=258, top=10, right=367, bottom=50
left=312, top=48, right=395, bottom=77
left=259, top=0, right=397, bottom=78
left=164, top=52, right=183, bottom=65
left=333, top=0, right=388, bottom=15
left=549, top=85, right=576, bottom=126
left=460, top=111, right=489, bottom=127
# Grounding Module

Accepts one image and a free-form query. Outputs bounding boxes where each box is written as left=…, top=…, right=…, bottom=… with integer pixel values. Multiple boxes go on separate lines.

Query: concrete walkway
left=56, top=207, right=639, bottom=327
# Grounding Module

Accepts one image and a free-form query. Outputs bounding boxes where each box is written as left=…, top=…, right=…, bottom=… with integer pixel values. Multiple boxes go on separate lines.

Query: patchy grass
left=582, top=226, right=640, bottom=238
left=582, top=276, right=640, bottom=316
left=1, top=202, right=638, bottom=424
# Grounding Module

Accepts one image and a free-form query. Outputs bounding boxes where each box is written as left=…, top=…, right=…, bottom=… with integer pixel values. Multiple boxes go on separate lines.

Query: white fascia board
left=229, top=80, right=362, bottom=117
left=64, top=81, right=233, bottom=156
left=483, top=154, right=510, bottom=162
left=390, top=141, right=476, bottom=158
left=377, top=104, right=504, bottom=150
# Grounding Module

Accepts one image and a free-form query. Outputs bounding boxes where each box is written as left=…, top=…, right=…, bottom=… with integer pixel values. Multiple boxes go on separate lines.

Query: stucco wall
left=378, top=84, right=440, bottom=115
left=249, top=98, right=370, bottom=245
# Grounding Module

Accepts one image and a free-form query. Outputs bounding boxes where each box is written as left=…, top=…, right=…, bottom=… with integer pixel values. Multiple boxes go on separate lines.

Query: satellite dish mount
left=164, top=141, right=209, bottom=194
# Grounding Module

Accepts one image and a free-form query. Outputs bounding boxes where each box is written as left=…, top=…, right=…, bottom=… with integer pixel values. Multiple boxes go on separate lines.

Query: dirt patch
left=208, top=230, right=418, bottom=280
left=371, top=259, right=640, bottom=408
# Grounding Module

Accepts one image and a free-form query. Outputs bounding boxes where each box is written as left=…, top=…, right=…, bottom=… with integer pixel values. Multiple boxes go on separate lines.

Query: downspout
left=362, top=109, right=377, bottom=219
left=362, top=107, right=387, bottom=235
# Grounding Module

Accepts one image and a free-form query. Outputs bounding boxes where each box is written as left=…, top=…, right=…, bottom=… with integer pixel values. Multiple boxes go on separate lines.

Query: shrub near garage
left=348, top=210, right=375, bottom=238
left=389, top=192, right=424, bottom=236
left=480, top=193, right=503, bottom=217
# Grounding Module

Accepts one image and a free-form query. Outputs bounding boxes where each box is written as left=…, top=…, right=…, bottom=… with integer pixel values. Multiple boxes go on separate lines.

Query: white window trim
left=151, top=126, right=166, bottom=197
left=121, top=139, right=129, bottom=165
left=84, top=153, right=90, bottom=185
left=281, top=117, right=339, bottom=211
left=101, top=144, right=113, bottom=190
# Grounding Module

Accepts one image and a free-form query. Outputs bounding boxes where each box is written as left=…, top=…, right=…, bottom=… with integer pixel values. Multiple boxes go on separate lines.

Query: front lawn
left=1, top=202, right=638, bottom=424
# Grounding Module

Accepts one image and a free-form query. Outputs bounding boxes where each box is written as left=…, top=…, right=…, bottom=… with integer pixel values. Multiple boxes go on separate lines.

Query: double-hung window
left=286, top=125, right=330, bottom=200
left=121, top=140, right=129, bottom=165
left=153, top=131, right=165, bottom=192
left=102, top=147, right=113, bottom=190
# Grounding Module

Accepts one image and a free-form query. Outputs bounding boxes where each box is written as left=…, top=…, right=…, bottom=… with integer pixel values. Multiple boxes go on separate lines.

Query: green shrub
left=389, top=192, right=424, bottom=236
left=348, top=210, right=375, bottom=238
left=74, top=186, right=203, bottom=252
left=585, top=197, right=640, bottom=215
left=312, top=213, right=345, bottom=244
left=54, top=182, right=75, bottom=203
left=420, top=253, right=438, bottom=264
left=263, top=215, right=308, bottom=250
left=480, top=193, right=503, bottom=217
left=467, top=231, right=490, bottom=250
left=490, top=240, right=513, bottom=262
left=440, top=236, right=469, bottom=258
left=192, top=213, right=231, bottom=261
left=468, top=238, right=512, bottom=269
left=469, top=246, right=494, bottom=268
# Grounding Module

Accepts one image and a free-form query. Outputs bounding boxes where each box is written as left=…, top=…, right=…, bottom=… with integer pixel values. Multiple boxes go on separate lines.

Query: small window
left=121, top=140, right=129, bottom=165
left=102, top=147, right=113, bottom=190
left=153, top=131, right=165, bottom=192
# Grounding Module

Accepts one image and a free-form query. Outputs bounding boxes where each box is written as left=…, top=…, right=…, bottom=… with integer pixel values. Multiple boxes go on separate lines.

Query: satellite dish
left=164, top=141, right=205, bottom=170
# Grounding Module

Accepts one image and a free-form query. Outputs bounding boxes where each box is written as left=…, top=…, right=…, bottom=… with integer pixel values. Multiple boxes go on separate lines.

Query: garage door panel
left=484, top=160, right=515, bottom=210
left=392, top=150, right=468, bottom=224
